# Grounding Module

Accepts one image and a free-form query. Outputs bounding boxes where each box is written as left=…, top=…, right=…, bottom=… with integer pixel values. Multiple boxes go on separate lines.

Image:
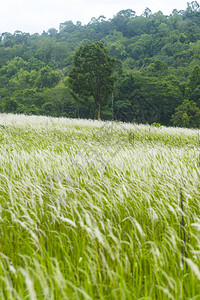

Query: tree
left=142, top=8, right=152, bottom=18
left=68, top=42, right=116, bottom=120
left=115, top=73, right=182, bottom=124
left=188, top=65, right=200, bottom=89
left=2, top=98, right=18, bottom=113
left=1, top=57, right=27, bottom=77
left=36, top=66, right=61, bottom=88
left=111, top=9, right=136, bottom=35
left=171, top=99, right=200, bottom=128
left=145, top=60, right=168, bottom=77
left=115, top=9, right=136, bottom=19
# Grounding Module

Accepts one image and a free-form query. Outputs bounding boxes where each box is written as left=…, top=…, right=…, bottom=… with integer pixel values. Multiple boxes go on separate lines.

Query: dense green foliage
left=1, top=2, right=200, bottom=126
left=68, top=42, right=116, bottom=120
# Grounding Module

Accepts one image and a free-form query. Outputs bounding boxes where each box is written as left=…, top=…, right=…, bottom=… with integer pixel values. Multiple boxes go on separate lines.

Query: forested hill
left=1, top=1, right=200, bottom=127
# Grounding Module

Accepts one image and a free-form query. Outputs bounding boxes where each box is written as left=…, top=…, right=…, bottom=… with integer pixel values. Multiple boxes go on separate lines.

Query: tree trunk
left=97, top=101, right=101, bottom=121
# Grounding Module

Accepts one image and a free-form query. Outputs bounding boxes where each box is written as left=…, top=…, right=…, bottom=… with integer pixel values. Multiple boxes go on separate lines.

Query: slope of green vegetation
left=1, top=2, right=200, bottom=126
left=0, top=113, right=199, bottom=299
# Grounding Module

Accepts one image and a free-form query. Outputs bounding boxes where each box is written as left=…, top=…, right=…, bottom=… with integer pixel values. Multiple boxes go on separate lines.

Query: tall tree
left=68, top=42, right=116, bottom=120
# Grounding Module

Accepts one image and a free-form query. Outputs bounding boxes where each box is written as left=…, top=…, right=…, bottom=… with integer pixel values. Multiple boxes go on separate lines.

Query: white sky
left=1, top=0, right=189, bottom=34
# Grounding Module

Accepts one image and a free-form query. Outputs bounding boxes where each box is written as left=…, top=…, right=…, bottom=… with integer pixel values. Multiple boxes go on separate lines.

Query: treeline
left=1, top=1, right=200, bottom=127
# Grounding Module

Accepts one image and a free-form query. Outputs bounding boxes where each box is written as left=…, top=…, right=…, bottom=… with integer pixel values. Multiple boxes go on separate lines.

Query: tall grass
left=0, top=113, right=199, bottom=299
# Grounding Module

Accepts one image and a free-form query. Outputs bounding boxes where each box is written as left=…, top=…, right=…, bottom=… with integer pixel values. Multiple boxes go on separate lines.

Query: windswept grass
left=0, top=113, right=199, bottom=299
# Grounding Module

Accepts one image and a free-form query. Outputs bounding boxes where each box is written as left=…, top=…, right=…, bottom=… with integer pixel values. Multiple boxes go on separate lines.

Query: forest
left=1, top=1, right=200, bottom=127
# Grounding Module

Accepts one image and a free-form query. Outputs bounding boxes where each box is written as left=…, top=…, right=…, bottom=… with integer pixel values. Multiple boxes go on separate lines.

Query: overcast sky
left=1, top=0, right=189, bottom=34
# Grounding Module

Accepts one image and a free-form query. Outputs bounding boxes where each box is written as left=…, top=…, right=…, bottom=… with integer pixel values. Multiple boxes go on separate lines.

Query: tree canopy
left=0, top=3, right=200, bottom=127
left=68, top=42, right=116, bottom=120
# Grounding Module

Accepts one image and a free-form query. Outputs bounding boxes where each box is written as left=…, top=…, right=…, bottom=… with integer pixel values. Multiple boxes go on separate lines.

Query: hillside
left=0, top=113, right=199, bottom=298
left=1, top=2, right=200, bottom=126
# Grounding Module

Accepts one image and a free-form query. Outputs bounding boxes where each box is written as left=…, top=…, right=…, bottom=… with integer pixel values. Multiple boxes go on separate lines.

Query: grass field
left=0, top=113, right=199, bottom=299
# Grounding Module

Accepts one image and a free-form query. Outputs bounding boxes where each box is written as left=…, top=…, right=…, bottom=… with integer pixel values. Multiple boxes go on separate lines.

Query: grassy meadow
left=0, top=113, right=199, bottom=299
